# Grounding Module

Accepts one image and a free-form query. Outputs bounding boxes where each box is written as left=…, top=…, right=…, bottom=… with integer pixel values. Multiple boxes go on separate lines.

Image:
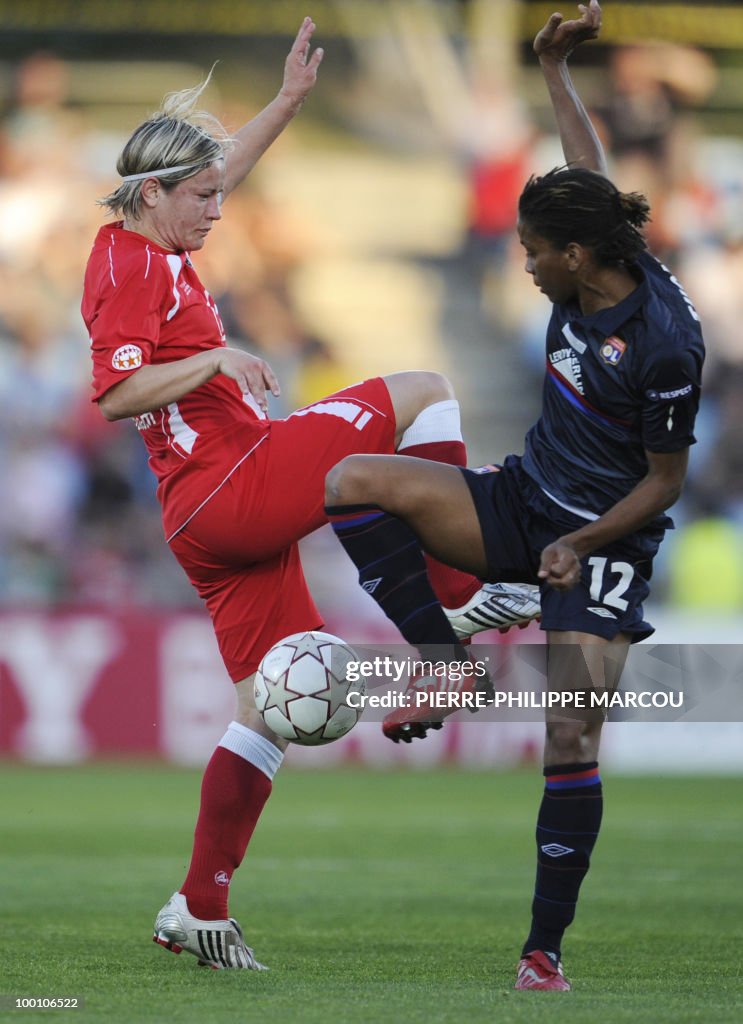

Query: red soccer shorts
left=168, top=378, right=396, bottom=682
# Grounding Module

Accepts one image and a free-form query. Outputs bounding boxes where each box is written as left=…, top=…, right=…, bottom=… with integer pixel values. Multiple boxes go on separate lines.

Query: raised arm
left=223, top=16, right=324, bottom=197
left=534, top=1, right=607, bottom=175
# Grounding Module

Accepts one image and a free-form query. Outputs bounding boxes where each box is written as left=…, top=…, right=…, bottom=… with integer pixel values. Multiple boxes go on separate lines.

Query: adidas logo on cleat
left=515, top=950, right=571, bottom=991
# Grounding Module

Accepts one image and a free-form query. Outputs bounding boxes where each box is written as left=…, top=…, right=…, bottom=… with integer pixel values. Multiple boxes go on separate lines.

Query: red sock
left=180, top=746, right=272, bottom=920
left=399, top=438, right=480, bottom=608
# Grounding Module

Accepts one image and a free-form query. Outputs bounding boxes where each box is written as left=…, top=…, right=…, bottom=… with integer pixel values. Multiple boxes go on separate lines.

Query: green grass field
left=1, top=764, right=741, bottom=1024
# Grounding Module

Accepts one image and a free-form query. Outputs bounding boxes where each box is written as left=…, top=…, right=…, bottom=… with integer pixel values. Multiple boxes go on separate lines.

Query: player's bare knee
left=407, top=371, right=456, bottom=418
left=325, top=456, right=373, bottom=507
left=545, top=720, right=601, bottom=764
left=384, top=370, right=456, bottom=431
left=419, top=370, right=455, bottom=405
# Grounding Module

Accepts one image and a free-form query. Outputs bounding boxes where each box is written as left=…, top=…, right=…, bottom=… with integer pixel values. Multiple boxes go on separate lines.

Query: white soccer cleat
left=153, top=892, right=267, bottom=970
left=444, top=582, right=541, bottom=640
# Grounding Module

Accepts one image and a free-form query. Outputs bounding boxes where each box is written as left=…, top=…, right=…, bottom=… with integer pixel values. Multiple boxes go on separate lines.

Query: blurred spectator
left=686, top=378, right=743, bottom=525
left=666, top=510, right=743, bottom=611
left=678, top=235, right=743, bottom=378
left=290, top=336, right=354, bottom=409
left=594, top=43, right=717, bottom=257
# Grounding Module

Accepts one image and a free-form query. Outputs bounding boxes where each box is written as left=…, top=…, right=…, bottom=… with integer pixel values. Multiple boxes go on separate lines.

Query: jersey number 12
left=587, top=556, right=634, bottom=611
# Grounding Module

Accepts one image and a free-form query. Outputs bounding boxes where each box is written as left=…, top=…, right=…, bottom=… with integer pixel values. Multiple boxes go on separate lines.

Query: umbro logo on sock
left=540, top=843, right=575, bottom=857
left=362, top=577, right=383, bottom=594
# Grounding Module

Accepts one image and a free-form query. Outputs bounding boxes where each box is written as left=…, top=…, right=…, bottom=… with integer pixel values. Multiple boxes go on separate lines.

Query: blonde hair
left=98, top=70, right=234, bottom=220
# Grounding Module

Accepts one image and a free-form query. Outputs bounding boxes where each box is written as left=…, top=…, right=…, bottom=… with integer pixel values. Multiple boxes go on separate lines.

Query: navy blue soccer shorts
left=461, top=455, right=669, bottom=642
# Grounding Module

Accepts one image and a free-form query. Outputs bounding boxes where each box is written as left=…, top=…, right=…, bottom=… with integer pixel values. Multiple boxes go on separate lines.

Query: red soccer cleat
left=514, top=950, right=571, bottom=991
left=382, top=669, right=491, bottom=743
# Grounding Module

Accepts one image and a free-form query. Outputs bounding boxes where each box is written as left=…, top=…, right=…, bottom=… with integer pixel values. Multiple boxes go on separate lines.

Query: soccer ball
left=254, top=631, right=365, bottom=745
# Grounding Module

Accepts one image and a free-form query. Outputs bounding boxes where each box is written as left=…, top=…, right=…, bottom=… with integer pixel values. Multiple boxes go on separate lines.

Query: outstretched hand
left=534, top=0, right=602, bottom=62
left=280, top=16, right=324, bottom=110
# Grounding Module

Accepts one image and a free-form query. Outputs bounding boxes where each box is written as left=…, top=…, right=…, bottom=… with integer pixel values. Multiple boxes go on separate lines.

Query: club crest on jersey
left=599, top=336, right=626, bottom=366
left=112, top=344, right=143, bottom=371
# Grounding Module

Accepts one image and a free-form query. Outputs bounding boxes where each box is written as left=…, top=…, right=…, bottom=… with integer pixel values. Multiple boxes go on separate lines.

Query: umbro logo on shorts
left=587, top=606, right=617, bottom=619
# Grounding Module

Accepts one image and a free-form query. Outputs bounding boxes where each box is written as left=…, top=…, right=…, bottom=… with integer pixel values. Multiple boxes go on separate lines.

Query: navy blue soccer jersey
left=521, top=251, right=704, bottom=520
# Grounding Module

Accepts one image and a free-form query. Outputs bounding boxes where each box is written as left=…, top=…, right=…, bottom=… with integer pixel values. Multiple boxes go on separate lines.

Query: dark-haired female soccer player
left=325, top=1, right=704, bottom=990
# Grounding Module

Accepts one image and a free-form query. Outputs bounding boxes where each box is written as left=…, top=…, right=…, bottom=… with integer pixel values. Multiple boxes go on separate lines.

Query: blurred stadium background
left=1, top=0, right=743, bottom=770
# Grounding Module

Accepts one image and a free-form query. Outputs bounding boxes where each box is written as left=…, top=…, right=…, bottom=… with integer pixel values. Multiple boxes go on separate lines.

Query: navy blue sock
left=522, top=761, right=603, bottom=959
left=326, top=504, right=462, bottom=649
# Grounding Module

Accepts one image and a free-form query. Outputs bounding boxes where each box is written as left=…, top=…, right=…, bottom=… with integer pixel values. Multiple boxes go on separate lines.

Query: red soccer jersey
left=82, top=223, right=271, bottom=539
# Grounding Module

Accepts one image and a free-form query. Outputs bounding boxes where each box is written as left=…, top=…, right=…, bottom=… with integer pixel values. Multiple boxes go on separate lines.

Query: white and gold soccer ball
left=254, top=631, right=364, bottom=745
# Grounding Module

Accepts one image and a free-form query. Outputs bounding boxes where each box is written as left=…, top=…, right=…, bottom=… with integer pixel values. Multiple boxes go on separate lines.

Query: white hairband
left=120, top=164, right=201, bottom=182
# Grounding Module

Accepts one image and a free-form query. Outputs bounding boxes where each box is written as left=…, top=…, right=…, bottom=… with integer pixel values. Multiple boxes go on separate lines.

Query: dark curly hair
left=518, top=166, right=651, bottom=265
